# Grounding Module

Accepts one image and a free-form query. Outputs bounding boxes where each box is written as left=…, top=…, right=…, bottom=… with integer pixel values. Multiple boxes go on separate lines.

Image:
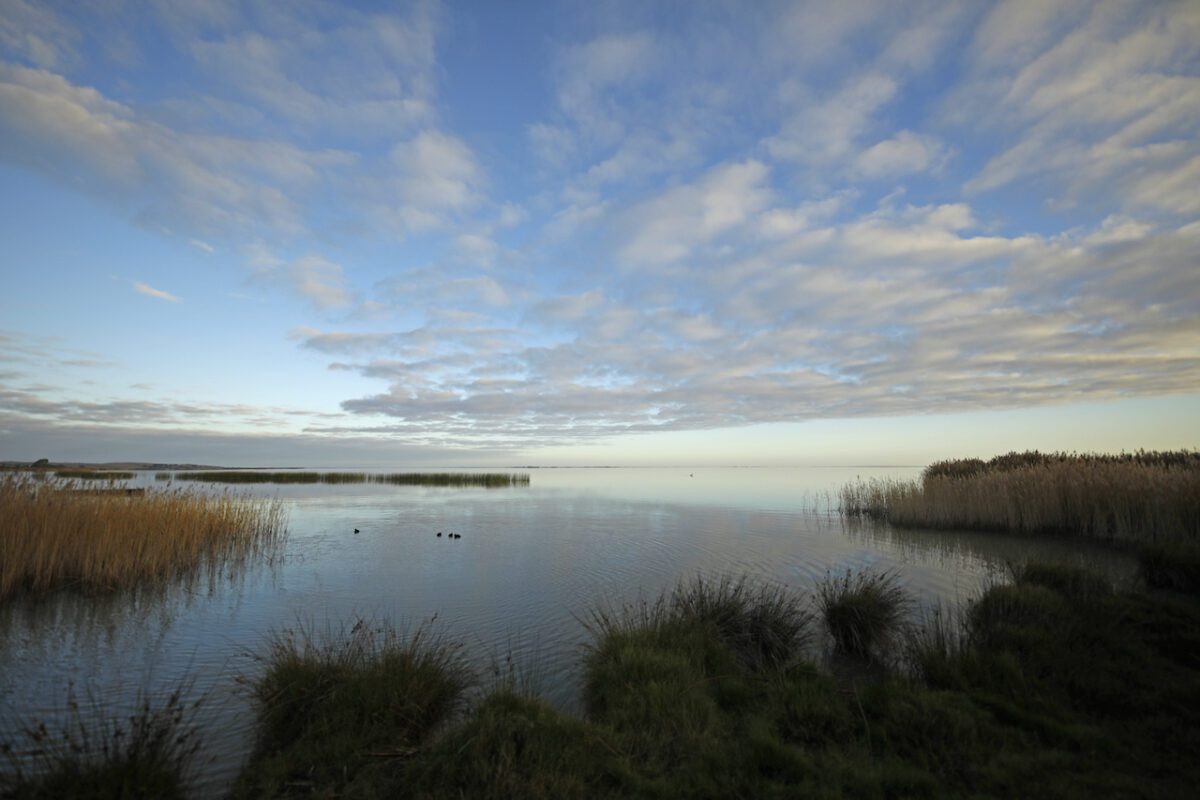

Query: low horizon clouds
left=1, top=0, right=1198, bottom=458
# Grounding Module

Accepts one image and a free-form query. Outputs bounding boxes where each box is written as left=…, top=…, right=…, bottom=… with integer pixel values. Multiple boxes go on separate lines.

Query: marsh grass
left=840, top=450, right=1200, bottom=542
left=161, top=566, right=1200, bottom=797
left=0, top=474, right=286, bottom=598
left=816, top=569, right=912, bottom=658
left=234, top=617, right=471, bottom=798
left=162, top=470, right=530, bottom=487
left=0, top=685, right=203, bottom=800
left=53, top=470, right=136, bottom=480
left=1137, top=543, right=1200, bottom=594
left=586, top=575, right=816, bottom=673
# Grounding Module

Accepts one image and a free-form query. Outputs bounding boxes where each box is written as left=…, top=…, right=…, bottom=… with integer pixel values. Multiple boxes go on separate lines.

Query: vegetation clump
left=1, top=687, right=203, bottom=800
left=17, top=563, right=1197, bottom=797
left=53, top=470, right=135, bottom=480
left=1138, top=543, right=1200, bottom=595
left=817, top=568, right=912, bottom=657
left=0, top=474, right=286, bottom=598
left=234, top=618, right=471, bottom=799
left=840, top=449, right=1200, bottom=542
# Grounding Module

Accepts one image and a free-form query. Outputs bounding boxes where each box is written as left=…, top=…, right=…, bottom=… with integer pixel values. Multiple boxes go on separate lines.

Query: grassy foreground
left=0, top=474, right=286, bottom=598
left=6, top=560, right=1198, bottom=797
left=229, top=562, right=1196, bottom=798
left=840, top=450, right=1200, bottom=542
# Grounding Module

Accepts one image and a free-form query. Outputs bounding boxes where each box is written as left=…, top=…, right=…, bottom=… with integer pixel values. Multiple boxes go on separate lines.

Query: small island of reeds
left=158, top=471, right=530, bottom=488
left=840, top=449, right=1200, bottom=543
left=0, top=474, right=286, bottom=599
left=53, top=470, right=137, bottom=480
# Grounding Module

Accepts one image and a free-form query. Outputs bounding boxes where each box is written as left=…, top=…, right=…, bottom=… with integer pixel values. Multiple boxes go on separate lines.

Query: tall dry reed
left=840, top=451, right=1200, bottom=543
left=0, top=474, right=287, bottom=598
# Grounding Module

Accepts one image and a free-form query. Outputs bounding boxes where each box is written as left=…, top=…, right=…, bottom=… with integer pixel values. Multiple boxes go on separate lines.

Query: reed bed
left=840, top=450, right=1200, bottom=543
left=53, top=470, right=136, bottom=480
left=0, top=474, right=287, bottom=598
left=161, top=470, right=530, bottom=487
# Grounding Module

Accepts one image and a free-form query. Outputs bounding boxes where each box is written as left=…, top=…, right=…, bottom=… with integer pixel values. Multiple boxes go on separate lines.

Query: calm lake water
left=0, top=467, right=1133, bottom=795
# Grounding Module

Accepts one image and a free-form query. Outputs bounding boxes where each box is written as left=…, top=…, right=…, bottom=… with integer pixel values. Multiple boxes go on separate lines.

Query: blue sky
left=1, top=0, right=1198, bottom=467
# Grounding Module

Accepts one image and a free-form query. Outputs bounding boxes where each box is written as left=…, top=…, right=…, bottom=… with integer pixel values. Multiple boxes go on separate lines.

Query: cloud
left=854, top=131, right=948, bottom=178
left=556, top=30, right=657, bottom=142
left=307, top=196, right=1200, bottom=447
left=619, top=160, right=772, bottom=265
left=958, top=0, right=1200, bottom=215
left=167, top=0, right=437, bottom=138
left=0, top=62, right=352, bottom=238
left=266, top=255, right=354, bottom=309
left=371, top=130, right=485, bottom=233
left=766, top=72, right=898, bottom=165
left=0, top=0, right=78, bottom=69
left=132, top=281, right=180, bottom=303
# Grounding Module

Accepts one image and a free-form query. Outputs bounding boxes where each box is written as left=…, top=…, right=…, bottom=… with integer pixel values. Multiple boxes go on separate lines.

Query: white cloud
left=854, top=131, right=947, bottom=178
left=182, top=3, right=437, bottom=137
left=766, top=73, right=897, bottom=165
left=620, top=160, right=772, bottom=265
left=132, top=281, right=180, bottom=303
left=372, top=130, right=484, bottom=233
left=254, top=255, right=353, bottom=309
left=0, top=0, right=78, bottom=69
left=557, top=30, right=657, bottom=142
left=960, top=0, right=1200, bottom=215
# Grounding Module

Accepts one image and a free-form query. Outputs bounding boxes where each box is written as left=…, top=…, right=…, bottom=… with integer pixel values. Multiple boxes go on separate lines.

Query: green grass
left=161, top=471, right=530, bottom=487
left=816, top=568, right=911, bottom=658
left=0, top=686, right=202, bottom=800
left=233, top=617, right=471, bottom=799
left=196, top=565, right=1200, bottom=797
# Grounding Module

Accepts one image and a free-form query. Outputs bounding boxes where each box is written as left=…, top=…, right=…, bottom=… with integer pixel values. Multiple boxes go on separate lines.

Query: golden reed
left=0, top=474, right=286, bottom=598
left=840, top=451, right=1200, bottom=543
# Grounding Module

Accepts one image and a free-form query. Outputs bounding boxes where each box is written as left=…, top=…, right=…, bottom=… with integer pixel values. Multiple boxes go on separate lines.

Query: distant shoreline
left=1, top=461, right=228, bottom=471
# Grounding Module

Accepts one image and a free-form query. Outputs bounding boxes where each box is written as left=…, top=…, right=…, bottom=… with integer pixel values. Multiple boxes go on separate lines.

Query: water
left=0, top=467, right=1133, bottom=794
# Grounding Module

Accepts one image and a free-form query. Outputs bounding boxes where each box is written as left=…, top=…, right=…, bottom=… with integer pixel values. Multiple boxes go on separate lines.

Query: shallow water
left=0, top=467, right=1133, bottom=795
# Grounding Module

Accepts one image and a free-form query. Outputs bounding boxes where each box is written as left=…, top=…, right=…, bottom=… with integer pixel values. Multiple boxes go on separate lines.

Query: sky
left=1, top=0, right=1198, bottom=468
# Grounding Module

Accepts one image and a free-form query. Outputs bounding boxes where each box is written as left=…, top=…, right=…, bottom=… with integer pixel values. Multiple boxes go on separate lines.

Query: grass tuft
left=235, top=617, right=471, bottom=798
left=670, top=576, right=817, bottom=670
left=817, top=569, right=911, bottom=658
left=0, top=685, right=202, bottom=800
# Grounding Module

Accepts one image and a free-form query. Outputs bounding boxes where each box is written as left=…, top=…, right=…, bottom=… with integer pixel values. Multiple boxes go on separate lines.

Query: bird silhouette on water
left=354, top=528, right=360, bottom=534
left=437, top=531, right=442, bottom=537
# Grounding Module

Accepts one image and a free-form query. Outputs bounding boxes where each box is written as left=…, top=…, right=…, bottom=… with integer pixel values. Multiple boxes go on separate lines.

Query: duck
left=437, top=531, right=443, bottom=537
left=354, top=528, right=360, bottom=534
